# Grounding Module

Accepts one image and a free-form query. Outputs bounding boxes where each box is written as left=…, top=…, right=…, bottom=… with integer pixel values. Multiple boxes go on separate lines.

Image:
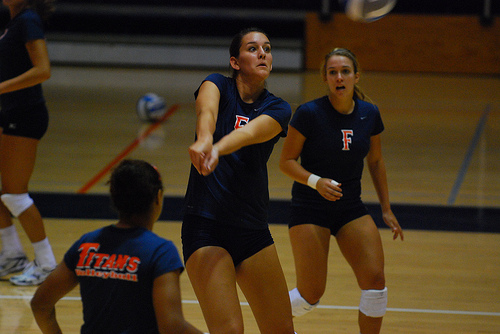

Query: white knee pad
left=1, top=193, right=34, bottom=217
left=289, top=288, right=319, bottom=317
left=359, top=287, right=388, bottom=318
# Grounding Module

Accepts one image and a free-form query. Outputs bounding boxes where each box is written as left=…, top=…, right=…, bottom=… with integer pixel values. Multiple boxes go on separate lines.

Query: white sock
left=289, top=288, right=319, bottom=317
left=33, top=238, right=56, bottom=269
left=0, top=225, right=24, bottom=254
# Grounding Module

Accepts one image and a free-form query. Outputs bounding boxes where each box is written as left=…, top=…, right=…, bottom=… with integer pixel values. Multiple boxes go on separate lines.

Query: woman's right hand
left=188, top=139, right=212, bottom=175
left=316, top=179, right=342, bottom=201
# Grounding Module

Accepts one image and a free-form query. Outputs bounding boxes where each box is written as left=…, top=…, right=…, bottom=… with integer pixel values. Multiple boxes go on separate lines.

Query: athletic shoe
left=9, top=261, right=54, bottom=286
left=0, top=251, right=29, bottom=277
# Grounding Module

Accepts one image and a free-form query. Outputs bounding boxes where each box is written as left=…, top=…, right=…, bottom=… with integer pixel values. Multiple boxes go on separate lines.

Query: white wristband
left=307, top=174, right=321, bottom=190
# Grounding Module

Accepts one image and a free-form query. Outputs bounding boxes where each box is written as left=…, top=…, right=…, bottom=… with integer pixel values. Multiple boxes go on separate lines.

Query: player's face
left=325, top=55, right=360, bottom=99
left=232, top=32, right=273, bottom=81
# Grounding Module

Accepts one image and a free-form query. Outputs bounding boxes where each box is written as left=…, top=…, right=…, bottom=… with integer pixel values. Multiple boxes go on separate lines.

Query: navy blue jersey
left=184, top=73, right=291, bottom=230
left=0, top=9, right=45, bottom=111
left=290, top=96, right=384, bottom=209
left=64, top=225, right=184, bottom=334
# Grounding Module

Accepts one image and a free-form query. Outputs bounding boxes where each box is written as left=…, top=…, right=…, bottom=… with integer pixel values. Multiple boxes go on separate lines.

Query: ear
left=354, top=72, right=360, bottom=84
left=230, top=56, right=240, bottom=71
left=156, top=189, right=163, bottom=205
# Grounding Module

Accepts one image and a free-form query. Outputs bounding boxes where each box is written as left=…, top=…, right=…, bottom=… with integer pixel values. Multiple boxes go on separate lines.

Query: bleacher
left=1, top=1, right=496, bottom=70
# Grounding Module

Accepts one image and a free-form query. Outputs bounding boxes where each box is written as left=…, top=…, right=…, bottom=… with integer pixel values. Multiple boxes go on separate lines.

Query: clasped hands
left=189, top=140, right=219, bottom=176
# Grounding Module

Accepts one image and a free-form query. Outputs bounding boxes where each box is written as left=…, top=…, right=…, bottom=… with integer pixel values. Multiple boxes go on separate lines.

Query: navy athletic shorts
left=289, top=201, right=370, bottom=236
left=0, top=103, right=49, bottom=140
left=182, top=214, right=275, bottom=267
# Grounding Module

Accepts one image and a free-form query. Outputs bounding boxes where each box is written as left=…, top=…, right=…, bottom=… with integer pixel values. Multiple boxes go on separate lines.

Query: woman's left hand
left=189, top=139, right=212, bottom=175
left=382, top=210, right=404, bottom=241
left=203, top=146, right=220, bottom=176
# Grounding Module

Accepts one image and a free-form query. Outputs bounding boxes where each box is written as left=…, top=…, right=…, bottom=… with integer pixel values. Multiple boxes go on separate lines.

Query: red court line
left=77, top=104, right=180, bottom=194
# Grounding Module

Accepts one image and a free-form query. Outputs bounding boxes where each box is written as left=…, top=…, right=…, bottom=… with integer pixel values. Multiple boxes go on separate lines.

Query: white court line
left=3, top=295, right=498, bottom=317
left=316, top=305, right=500, bottom=317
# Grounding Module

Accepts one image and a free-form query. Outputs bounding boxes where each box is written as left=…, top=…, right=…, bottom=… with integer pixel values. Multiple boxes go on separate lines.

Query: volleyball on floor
left=136, top=93, right=167, bottom=122
left=341, top=0, right=397, bottom=22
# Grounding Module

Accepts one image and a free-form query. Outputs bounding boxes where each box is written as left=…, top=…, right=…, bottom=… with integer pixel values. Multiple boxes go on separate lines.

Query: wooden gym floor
left=0, top=66, right=499, bottom=333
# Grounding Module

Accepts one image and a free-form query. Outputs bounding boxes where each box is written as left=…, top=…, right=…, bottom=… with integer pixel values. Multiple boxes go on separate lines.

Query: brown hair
left=320, top=48, right=371, bottom=102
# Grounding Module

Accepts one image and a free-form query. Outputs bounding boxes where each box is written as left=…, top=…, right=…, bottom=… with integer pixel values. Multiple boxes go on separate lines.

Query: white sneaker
left=9, top=260, right=54, bottom=286
left=0, top=251, right=29, bottom=277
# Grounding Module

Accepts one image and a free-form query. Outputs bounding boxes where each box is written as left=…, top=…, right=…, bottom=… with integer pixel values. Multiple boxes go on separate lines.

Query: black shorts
left=182, top=214, right=275, bottom=267
left=289, top=201, right=370, bottom=236
left=0, top=103, right=49, bottom=140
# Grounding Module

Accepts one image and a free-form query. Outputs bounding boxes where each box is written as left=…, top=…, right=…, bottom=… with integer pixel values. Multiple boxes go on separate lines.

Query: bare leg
left=0, top=201, right=13, bottom=229
left=336, top=215, right=386, bottom=334
left=186, top=246, right=244, bottom=334
left=0, top=134, right=47, bottom=243
left=289, top=224, right=331, bottom=304
left=0, top=131, right=14, bottom=231
left=17, top=206, right=47, bottom=243
left=236, top=244, right=295, bottom=334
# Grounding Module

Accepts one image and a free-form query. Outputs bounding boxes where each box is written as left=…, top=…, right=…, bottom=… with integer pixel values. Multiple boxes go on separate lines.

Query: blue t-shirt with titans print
left=184, top=73, right=291, bottom=230
left=64, top=225, right=184, bottom=334
left=290, top=96, right=384, bottom=209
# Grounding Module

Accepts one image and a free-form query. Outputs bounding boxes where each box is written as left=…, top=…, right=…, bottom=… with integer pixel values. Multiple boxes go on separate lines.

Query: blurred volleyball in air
left=340, top=0, right=397, bottom=22
left=136, top=93, right=166, bottom=122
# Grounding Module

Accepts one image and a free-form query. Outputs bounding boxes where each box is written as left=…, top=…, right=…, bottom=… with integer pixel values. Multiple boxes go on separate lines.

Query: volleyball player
left=0, top=0, right=56, bottom=285
left=31, top=159, right=204, bottom=334
left=280, top=48, right=404, bottom=334
left=182, top=28, right=296, bottom=334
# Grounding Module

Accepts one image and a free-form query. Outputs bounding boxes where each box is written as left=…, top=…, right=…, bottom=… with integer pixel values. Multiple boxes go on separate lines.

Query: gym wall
left=305, top=13, right=500, bottom=74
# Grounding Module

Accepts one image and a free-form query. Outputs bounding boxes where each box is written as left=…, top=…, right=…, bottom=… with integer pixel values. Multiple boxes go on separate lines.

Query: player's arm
left=217, top=113, right=282, bottom=154
left=31, top=262, right=79, bottom=334
left=279, top=125, right=309, bottom=184
left=280, top=125, right=341, bottom=201
left=189, top=81, right=220, bottom=175
left=367, top=134, right=404, bottom=240
left=153, top=270, right=204, bottom=334
left=202, top=113, right=283, bottom=173
left=0, top=39, right=51, bottom=95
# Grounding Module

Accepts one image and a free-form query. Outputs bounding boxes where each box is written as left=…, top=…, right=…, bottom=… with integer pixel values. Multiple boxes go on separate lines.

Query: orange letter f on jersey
left=234, top=115, right=250, bottom=129
left=341, top=130, right=353, bottom=151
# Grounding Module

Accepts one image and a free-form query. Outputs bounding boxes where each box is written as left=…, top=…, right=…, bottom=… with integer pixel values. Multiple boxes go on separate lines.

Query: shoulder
left=80, top=226, right=108, bottom=239
left=356, top=99, right=384, bottom=134
left=134, top=229, right=178, bottom=253
left=290, top=97, right=328, bottom=135
left=17, top=9, right=42, bottom=25
left=357, top=99, right=378, bottom=111
left=205, top=72, right=227, bottom=81
left=306, top=96, right=329, bottom=109
left=65, top=226, right=107, bottom=254
left=197, top=73, right=233, bottom=97
left=265, top=92, right=291, bottom=111
left=12, top=9, right=44, bottom=38
left=261, top=92, right=292, bottom=123
left=295, top=96, right=328, bottom=116
left=356, top=99, right=381, bottom=117
left=195, top=73, right=231, bottom=98
left=142, top=229, right=171, bottom=244
left=149, top=236, right=183, bottom=272
left=205, top=73, right=232, bottom=88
